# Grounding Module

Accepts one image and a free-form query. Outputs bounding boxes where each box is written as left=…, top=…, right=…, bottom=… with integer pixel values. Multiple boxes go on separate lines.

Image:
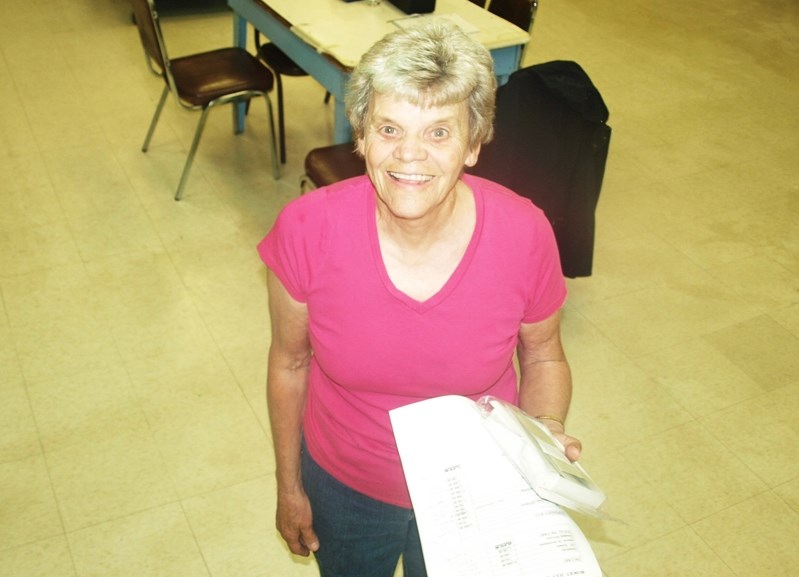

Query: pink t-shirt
left=258, top=174, right=566, bottom=508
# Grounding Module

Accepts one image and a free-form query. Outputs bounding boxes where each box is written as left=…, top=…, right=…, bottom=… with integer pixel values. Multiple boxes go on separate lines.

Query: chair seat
left=171, top=47, right=274, bottom=106
left=304, top=143, right=365, bottom=188
left=132, top=0, right=279, bottom=200
left=257, top=42, right=307, bottom=76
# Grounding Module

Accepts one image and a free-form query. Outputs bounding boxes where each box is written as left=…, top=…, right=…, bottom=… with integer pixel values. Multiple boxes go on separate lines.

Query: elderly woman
left=258, top=20, right=581, bottom=577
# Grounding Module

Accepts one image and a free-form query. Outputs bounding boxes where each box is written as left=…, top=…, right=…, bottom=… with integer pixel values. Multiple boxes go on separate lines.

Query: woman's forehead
left=369, top=93, right=469, bottom=119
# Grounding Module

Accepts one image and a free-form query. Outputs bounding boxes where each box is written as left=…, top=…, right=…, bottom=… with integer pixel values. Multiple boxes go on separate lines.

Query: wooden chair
left=300, top=143, right=365, bottom=192
left=131, top=0, right=279, bottom=200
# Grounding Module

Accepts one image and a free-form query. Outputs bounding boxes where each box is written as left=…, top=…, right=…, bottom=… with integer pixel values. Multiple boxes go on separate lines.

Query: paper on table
left=391, top=13, right=481, bottom=35
left=390, top=395, right=601, bottom=577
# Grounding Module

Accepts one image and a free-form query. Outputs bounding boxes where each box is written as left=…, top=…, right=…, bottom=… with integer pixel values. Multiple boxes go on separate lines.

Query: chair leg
left=275, top=74, right=286, bottom=164
left=265, top=95, right=281, bottom=181
left=299, top=174, right=316, bottom=194
left=143, top=86, right=169, bottom=152
left=175, top=106, right=211, bottom=201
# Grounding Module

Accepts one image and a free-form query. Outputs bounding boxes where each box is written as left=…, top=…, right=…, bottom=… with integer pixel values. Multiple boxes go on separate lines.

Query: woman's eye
left=431, top=128, right=449, bottom=139
left=379, top=126, right=397, bottom=136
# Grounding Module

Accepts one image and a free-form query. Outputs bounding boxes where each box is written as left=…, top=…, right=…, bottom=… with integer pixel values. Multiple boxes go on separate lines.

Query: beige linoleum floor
left=1, top=0, right=797, bottom=576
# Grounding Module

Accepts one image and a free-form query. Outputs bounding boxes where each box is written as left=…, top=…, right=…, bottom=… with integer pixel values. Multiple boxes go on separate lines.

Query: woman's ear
left=464, top=143, right=481, bottom=168
left=356, top=138, right=366, bottom=157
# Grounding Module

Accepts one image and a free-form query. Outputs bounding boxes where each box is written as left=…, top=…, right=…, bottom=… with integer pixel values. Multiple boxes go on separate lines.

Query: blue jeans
left=302, top=444, right=428, bottom=577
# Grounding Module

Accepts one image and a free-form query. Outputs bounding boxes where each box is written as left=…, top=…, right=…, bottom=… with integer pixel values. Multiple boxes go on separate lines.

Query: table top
left=256, top=0, right=530, bottom=69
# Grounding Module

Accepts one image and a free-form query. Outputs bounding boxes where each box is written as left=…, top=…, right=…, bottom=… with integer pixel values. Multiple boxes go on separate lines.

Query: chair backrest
left=130, top=0, right=170, bottom=76
left=487, top=0, right=538, bottom=32
left=130, top=0, right=189, bottom=107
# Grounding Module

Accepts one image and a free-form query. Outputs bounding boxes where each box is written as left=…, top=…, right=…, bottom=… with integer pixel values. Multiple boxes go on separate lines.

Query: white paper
left=391, top=13, right=481, bottom=35
left=390, top=395, right=602, bottom=577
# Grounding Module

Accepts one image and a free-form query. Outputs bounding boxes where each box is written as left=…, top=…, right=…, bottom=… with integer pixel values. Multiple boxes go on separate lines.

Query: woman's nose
left=393, top=134, right=427, bottom=162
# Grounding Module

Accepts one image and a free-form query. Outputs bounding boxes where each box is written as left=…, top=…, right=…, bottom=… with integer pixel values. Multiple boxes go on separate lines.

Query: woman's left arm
left=517, top=309, right=582, bottom=461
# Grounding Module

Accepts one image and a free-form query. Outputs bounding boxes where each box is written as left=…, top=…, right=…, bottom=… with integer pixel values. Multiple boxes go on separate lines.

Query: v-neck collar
left=366, top=178, right=484, bottom=313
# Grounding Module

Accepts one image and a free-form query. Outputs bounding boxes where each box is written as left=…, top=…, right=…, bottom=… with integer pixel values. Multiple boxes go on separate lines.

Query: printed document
left=390, top=395, right=602, bottom=577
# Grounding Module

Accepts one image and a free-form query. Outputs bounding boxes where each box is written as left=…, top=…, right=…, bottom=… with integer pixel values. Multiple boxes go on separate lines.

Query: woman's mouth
left=388, top=171, right=434, bottom=184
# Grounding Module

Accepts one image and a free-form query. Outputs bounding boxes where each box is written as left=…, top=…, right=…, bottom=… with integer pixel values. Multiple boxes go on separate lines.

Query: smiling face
left=358, top=93, right=480, bottom=225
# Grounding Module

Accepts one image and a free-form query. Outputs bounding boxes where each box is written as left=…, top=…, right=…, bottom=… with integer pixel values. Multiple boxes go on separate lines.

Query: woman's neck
left=376, top=180, right=477, bottom=301
left=376, top=181, right=470, bottom=252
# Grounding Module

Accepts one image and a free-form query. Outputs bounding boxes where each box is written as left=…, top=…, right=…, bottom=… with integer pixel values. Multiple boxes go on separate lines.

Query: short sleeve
left=521, top=204, right=568, bottom=324
left=257, top=189, right=329, bottom=303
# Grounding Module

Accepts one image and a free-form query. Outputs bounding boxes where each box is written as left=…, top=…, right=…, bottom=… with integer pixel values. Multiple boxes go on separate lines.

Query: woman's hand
left=555, top=431, right=582, bottom=462
left=276, top=487, right=319, bottom=557
left=267, top=271, right=317, bottom=556
left=540, top=420, right=583, bottom=462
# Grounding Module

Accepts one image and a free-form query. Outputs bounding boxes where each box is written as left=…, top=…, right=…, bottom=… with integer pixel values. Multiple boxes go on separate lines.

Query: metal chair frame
left=133, top=0, right=280, bottom=200
left=253, top=29, right=331, bottom=165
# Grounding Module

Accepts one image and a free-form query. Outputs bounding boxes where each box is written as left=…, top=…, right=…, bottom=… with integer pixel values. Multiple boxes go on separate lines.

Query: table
left=229, top=0, right=530, bottom=143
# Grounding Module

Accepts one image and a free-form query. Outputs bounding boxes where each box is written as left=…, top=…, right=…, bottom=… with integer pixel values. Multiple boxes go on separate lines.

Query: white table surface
left=263, top=0, right=529, bottom=69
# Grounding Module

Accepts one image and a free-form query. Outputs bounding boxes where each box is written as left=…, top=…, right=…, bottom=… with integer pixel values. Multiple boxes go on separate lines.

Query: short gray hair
left=345, top=20, right=496, bottom=149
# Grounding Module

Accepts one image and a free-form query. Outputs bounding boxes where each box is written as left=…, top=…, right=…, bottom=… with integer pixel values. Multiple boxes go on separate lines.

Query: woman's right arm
left=266, top=269, right=319, bottom=556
